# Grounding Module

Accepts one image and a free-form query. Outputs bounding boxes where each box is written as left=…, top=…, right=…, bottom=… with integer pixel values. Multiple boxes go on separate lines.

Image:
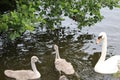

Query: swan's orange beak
left=96, top=39, right=101, bottom=44
left=96, top=36, right=102, bottom=44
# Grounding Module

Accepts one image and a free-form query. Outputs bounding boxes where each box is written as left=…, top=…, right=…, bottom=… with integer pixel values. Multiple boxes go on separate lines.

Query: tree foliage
left=0, top=0, right=120, bottom=40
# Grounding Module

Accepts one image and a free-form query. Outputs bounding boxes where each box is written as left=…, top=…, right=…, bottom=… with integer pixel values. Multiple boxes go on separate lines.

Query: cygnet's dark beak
left=38, top=60, right=42, bottom=63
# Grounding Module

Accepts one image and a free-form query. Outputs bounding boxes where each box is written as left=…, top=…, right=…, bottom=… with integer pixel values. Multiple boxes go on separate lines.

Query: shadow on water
left=0, top=27, right=120, bottom=80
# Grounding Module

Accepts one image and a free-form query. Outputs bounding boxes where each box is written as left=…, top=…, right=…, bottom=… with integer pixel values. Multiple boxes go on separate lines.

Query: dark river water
left=0, top=7, right=120, bottom=80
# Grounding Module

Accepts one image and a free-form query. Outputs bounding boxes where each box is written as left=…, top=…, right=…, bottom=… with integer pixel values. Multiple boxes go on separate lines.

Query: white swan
left=54, top=44, right=75, bottom=75
left=4, top=56, right=41, bottom=80
left=94, top=32, right=120, bottom=74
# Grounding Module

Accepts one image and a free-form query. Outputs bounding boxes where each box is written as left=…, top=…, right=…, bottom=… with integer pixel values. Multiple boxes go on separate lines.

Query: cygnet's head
left=53, top=44, right=58, bottom=51
left=96, top=32, right=107, bottom=44
left=31, top=56, right=41, bottom=63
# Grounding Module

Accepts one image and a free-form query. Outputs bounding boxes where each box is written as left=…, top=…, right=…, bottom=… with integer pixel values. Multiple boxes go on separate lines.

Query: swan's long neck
left=98, top=35, right=107, bottom=63
left=31, top=61, right=39, bottom=74
left=55, top=48, right=61, bottom=59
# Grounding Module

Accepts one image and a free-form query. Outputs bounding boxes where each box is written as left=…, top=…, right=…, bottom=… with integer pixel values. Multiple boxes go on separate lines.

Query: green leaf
left=70, top=9, right=79, bottom=13
left=22, top=4, right=27, bottom=9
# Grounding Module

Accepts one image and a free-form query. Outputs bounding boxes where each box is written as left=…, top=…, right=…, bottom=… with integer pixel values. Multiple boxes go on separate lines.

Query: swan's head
left=96, top=32, right=107, bottom=44
left=31, top=56, right=41, bottom=63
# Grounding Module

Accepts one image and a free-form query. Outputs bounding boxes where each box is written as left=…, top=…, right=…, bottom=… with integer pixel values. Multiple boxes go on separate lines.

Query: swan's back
left=94, top=55, right=120, bottom=74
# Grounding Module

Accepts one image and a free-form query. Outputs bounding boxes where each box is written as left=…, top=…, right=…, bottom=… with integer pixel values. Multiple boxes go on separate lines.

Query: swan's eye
left=98, top=36, right=102, bottom=39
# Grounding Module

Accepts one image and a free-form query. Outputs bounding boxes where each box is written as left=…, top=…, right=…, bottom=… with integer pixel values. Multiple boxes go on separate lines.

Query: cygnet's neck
left=31, top=61, right=39, bottom=75
left=55, top=48, right=60, bottom=59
